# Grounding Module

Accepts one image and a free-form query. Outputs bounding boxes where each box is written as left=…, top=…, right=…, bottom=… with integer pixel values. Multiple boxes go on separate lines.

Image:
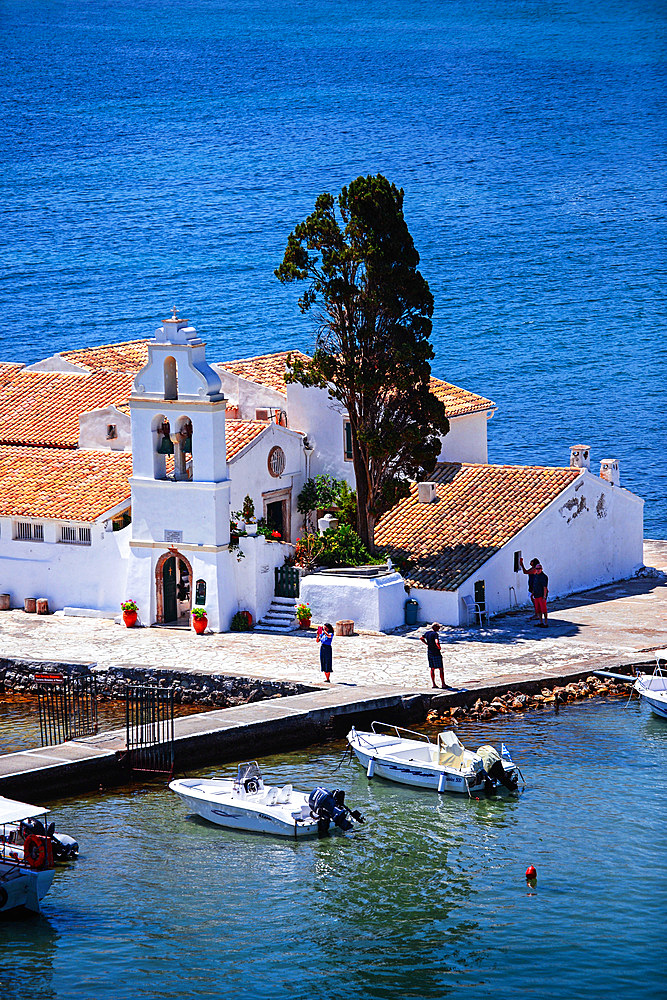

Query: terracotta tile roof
left=0, top=363, right=25, bottom=390
left=0, top=370, right=137, bottom=448
left=375, top=462, right=582, bottom=591
left=220, top=351, right=312, bottom=396
left=429, top=377, right=495, bottom=418
left=60, top=340, right=150, bottom=374
left=0, top=446, right=132, bottom=521
left=225, top=419, right=270, bottom=460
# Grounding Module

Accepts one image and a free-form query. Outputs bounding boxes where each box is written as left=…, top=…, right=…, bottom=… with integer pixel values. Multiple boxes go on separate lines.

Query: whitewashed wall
left=78, top=406, right=132, bottom=451
left=299, top=571, right=407, bottom=631
left=229, top=424, right=306, bottom=542
left=286, top=384, right=355, bottom=487
left=213, top=367, right=287, bottom=420
left=0, top=518, right=130, bottom=613
left=233, top=535, right=295, bottom=625
left=403, top=587, right=460, bottom=627
left=437, top=411, right=491, bottom=464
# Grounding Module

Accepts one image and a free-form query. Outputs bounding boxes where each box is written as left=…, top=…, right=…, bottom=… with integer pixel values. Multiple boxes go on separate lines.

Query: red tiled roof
left=0, top=446, right=132, bottom=521
left=0, top=363, right=25, bottom=389
left=0, top=370, right=136, bottom=448
left=60, top=340, right=150, bottom=374
left=429, top=377, right=495, bottom=418
left=374, top=462, right=582, bottom=591
left=225, top=420, right=270, bottom=460
left=220, top=351, right=312, bottom=396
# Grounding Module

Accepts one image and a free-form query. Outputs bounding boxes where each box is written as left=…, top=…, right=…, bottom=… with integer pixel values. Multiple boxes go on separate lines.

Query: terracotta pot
left=192, top=615, right=208, bottom=635
left=24, top=598, right=37, bottom=614
left=122, top=610, right=137, bottom=628
left=298, top=618, right=311, bottom=629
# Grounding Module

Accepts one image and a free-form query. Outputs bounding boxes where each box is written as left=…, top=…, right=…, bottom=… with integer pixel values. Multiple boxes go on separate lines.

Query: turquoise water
left=1, top=699, right=665, bottom=999
left=1, top=1, right=666, bottom=536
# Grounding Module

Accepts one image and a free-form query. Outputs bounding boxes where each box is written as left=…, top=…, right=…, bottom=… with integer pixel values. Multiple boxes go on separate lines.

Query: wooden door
left=163, top=556, right=178, bottom=623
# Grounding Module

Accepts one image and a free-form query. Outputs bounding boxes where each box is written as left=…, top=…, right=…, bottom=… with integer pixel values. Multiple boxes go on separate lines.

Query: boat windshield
left=234, top=761, right=263, bottom=792
left=370, top=722, right=432, bottom=743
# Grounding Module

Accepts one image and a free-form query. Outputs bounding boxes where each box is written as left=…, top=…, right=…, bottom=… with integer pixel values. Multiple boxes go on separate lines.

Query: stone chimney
left=600, top=459, right=620, bottom=487
left=418, top=482, right=437, bottom=503
left=569, top=444, right=591, bottom=471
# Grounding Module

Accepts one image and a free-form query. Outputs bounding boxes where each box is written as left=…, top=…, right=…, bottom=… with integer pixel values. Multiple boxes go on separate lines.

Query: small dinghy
left=347, top=723, right=521, bottom=795
left=634, top=653, right=667, bottom=720
left=169, top=761, right=365, bottom=838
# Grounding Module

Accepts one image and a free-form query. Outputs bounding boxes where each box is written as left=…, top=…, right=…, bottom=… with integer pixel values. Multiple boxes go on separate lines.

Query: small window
left=343, top=419, right=353, bottom=461
left=60, top=526, right=91, bottom=545
left=79, top=527, right=92, bottom=545
left=15, top=521, right=43, bottom=542
left=106, top=424, right=118, bottom=440
left=513, top=551, right=522, bottom=573
left=268, top=446, right=286, bottom=478
left=61, top=526, right=77, bottom=544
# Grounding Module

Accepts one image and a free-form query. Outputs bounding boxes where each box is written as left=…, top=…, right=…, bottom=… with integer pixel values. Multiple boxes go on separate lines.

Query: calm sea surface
left=1, top=0, right=665, bottom=538
left=0, top=699, right=665, bottom=999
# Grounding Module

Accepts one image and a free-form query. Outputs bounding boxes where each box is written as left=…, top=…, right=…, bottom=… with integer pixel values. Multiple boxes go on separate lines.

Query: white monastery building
left=0, top=311, right=644, bottom=630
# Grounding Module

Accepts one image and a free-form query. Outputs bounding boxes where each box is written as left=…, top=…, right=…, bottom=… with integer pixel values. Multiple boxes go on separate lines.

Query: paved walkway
left=1, top=541, right=665, bottom=691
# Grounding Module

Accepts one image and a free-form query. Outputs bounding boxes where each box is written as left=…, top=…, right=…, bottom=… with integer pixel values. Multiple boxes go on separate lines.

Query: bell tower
left=126, top=310, right=235, bottom=631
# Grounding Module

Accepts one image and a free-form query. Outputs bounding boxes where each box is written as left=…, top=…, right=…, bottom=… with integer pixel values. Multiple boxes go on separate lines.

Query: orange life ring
left=23, top=834, right=47, bottom=869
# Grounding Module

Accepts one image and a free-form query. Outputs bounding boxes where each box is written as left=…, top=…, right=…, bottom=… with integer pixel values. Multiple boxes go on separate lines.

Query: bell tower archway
left=155, top=549, right=193, bottom=624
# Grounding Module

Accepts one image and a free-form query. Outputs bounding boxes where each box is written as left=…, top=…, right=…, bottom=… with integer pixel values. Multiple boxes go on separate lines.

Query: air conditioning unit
left=417, top=482, right=437, bottom=504
left=255, top=409, right=269, bottom=421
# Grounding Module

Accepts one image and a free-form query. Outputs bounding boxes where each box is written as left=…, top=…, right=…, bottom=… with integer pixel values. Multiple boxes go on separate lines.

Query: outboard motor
left=51, top=833, right=79, bottom=861
left=308, top=787, right=354, bottom=833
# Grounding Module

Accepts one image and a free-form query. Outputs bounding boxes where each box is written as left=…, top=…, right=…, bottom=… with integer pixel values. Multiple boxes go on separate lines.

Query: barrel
left=24, top=598, right=37, bottom=613
left=404, top=598, right=419, bottom=626
left=36, top=599, right=49, bottom=615
left=335, top=620, right=354, bottom=636
left=0, top=594, right=10, bottom=611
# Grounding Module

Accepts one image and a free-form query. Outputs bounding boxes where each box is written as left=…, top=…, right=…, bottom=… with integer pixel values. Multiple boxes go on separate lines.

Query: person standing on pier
left=317, top=622, right=334, bottom=682
left=421, top=622, right=446, bottom=689
left=519, top=557, right=541, bottom=619
left=531, top=566, right=549, bottom=628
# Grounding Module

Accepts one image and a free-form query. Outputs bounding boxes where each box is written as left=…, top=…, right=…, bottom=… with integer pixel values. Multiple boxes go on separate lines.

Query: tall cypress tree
left=276, top=174, right=449, bottom=550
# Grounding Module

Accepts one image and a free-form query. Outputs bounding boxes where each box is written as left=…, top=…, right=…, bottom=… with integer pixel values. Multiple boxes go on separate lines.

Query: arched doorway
left=155, top=550, right=193, bottom=624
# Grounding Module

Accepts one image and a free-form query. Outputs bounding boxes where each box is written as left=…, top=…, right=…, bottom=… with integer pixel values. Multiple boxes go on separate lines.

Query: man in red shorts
left=531, top=565, right=549, bottom=627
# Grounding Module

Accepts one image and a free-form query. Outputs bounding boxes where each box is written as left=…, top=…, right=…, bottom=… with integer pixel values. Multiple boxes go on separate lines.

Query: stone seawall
left=0, top=657, right=318, bottom=708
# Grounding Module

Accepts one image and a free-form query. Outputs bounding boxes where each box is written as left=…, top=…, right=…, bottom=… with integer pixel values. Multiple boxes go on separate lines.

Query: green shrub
left=295, top=524, right=384, bottom=569
left=230, top=610, right=252, bottom=631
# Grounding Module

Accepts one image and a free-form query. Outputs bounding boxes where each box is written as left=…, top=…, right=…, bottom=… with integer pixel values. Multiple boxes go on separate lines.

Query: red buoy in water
left=526, top=865, right=537, bottom=879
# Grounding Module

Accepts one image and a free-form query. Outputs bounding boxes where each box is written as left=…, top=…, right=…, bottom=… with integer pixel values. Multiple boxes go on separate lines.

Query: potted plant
left=295, top=603, right=312, bottom=629
left=191, top=606, right=208, bottom=635
left=242, top=495, right=258, bottom=535
left=230, top=610, right=253, bottom=632
left=120, top=600, right=138, bottom=628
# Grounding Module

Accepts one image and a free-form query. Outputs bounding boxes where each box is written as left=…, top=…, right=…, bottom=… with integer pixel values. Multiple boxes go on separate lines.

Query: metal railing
left=37, top=673, right=98, bottom=746
left=125, top=685, right=175, bottom=774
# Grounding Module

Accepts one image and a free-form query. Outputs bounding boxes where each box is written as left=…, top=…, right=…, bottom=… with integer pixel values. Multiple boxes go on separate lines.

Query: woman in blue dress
left=317, top=623, right=334, bottom=682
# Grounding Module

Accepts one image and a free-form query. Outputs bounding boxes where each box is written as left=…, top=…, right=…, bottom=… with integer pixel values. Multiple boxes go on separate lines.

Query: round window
left=268, top=446, right=286, bottom=478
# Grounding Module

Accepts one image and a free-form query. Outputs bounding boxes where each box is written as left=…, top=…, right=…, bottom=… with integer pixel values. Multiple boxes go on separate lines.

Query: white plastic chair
left=461, top=594, right=484, bottom=627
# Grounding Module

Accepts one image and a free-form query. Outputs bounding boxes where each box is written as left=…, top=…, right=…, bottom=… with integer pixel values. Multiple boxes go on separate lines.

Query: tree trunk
left=352, top=446, right=373, bottom=552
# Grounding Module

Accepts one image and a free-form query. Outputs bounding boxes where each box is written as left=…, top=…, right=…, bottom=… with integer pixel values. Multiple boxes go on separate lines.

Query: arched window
left=164, top=356, right=178, bottom=400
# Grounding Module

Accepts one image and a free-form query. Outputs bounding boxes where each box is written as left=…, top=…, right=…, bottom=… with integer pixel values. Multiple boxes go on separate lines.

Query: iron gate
left=125, top=685, right=175, bottom=773
left=275, top=565, right=300, bottom=598
left=36, top=672, right=98, bottom=746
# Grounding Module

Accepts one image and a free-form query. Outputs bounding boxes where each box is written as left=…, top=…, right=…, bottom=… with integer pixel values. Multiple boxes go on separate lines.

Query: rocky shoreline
left=427, top=673, right=634, bottom=725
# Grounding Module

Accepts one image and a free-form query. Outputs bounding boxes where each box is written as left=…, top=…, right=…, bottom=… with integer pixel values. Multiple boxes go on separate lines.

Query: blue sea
left=1, top=0, right=665, bottom=536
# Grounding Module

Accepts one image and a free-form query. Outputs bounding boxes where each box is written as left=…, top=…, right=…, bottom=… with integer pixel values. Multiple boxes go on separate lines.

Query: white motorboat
left=347, top=722, right=521, bottom=795
left=0, top=796, right=58, bottom=914
left=169, top=762, right=365, bottom=838
left=634, top=652, right=667, bottom=720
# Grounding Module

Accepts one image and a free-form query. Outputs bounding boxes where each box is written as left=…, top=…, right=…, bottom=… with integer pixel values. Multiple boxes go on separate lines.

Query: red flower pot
left=298, top=618, right=311, bottom=629
left=192, top=615, right=208, bottom=635
left=122, top=610, right=137, bottom=628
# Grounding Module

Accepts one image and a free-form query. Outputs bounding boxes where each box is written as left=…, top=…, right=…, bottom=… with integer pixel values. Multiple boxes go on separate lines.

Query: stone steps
left=255, top=596, right=298, bottom=633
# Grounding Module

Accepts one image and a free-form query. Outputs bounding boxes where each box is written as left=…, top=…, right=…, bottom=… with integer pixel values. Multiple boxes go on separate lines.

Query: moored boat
left=169, top=761, right=364, bottom=838
left=0, top=796, right=59, bottom=914
left=347, top=722, right=520, bottom=795
left=634, top=653, right=667, bottom=720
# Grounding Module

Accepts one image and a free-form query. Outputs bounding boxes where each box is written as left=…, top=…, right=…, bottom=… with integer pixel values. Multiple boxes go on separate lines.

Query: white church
left=0, top=310, right=644, bottom=630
